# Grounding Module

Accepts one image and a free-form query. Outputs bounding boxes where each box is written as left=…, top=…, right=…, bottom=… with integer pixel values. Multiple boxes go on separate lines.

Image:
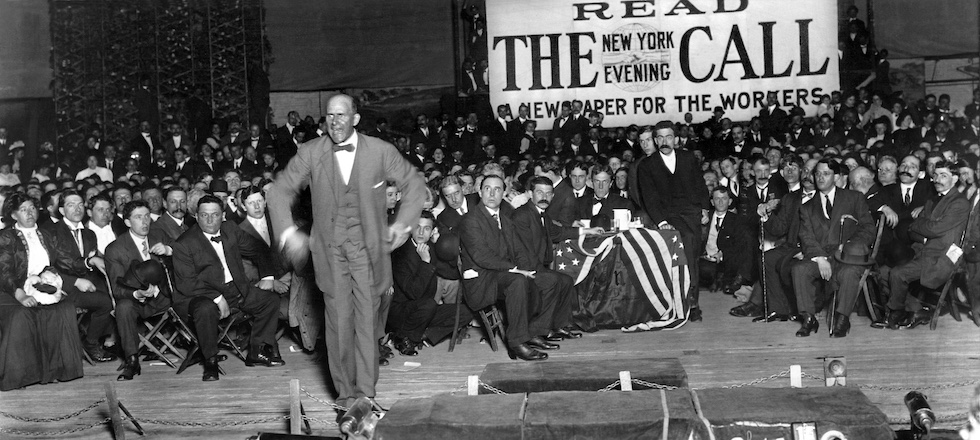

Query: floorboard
left=1, top=291, right=978, bottom=439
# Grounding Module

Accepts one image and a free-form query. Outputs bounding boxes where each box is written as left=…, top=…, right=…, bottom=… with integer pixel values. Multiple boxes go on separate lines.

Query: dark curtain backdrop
left=0, top=0, right=52, bottom=99
left=265, top=0, right=455, bottom=91
left=874, top=0, right=979, bottom=58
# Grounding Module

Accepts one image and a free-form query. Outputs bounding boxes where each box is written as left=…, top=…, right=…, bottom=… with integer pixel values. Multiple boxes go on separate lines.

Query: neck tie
left=333, top=144, right=353, bottom=152
left=715, top=216, right=723, bottom=231
left=904, top=188, right=911, bottom=206
left=491, top=213, right=500, bottom=229
left=73, top=228, right=84, bottom=255
left=457, top=207, right=465, bottom=216
left=731, top=181, right=739, bottom=196
left=141, top=240, right=149, bottom=260
left=759, top=187, right=765, bottom=201
left=824, top=194, right=833, bottom=219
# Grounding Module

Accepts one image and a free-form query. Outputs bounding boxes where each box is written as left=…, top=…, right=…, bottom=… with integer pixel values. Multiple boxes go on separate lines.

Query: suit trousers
left=115, top=295, right=172, bottom=357
left=529, top=269, right=573, bottom=334
left=748, top=246, right=800, bottom=315
left=174, top=282, right=279, bottom=360
left=323, top=239, right=379, bottom=408
left=792, top=259, right=863, bottom=315
left=667, top=213, right=702, bottom=307
left=887, top=257, right=925, bottom=312
left=464, top=270, right=533, bottom=348
left=66, top=276, right=114, bottom=345
left=388, top=298, right=471, bottom=344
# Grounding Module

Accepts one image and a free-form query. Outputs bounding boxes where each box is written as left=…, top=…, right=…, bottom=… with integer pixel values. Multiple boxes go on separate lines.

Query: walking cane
left=760, top=219, right=769, bottom=323
left=829, top=214, right=858, bottom=333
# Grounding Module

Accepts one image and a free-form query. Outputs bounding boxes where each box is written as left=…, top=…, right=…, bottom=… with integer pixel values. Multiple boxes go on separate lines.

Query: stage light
left=905, top=391, right=935, bottom=439
left=823, top=356, right=846, bottom=387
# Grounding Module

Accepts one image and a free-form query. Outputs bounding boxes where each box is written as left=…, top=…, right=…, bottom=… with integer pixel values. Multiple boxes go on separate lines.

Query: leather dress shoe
left=83, top=342, right=117, bottom=363
left=554, top=328, right=583, bottom=339
left=116, top=355, right=141, bottom=381
left=795, top=313, right=819, bottom=337
left=527, top=336, right=559, bottom=351
left=543, top=332, right=564, bottom=342
left=509, top=343, right=548, bottom=361
left=899, top=309, right=931, bottom=329
left=264, top=344, right=285, bottom=366
left=729, top=302, right=762, bottom=318
left=830, top=313, right=850, bottom=338
left=722, top=275, right=746, bottom=295
left=871, top=309, right=907, bottom=329
left=689, top=307, right=703, bottom=322
left=245, top=346, right=285, bottom=367
left=202, top=356, right=221, bottom=381
left=394, top=337, right=419, bottom=356
left=752, top=312, right=789, bottom=323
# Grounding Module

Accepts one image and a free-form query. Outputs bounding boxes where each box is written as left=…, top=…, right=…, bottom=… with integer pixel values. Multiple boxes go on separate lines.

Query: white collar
left=485, top=206, right=500, bottom=217
left=88, top=220, right=111, bottom=231
left=129, top=231, right=148, bottom=246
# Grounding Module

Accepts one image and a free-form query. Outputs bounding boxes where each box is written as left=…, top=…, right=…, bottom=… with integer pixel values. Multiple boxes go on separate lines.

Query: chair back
left=868, top=217, right=885, bottom=261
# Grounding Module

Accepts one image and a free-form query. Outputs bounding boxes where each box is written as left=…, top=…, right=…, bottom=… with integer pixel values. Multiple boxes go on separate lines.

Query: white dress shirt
left=203, top=231, right=234, bottom=284
left=660, top=150, right=677, bottom=173
left=247, top=215, right=271, bottom=246
left=335, top=133, right=358, bottom=185
left=88, top=220, right=116, bottom=254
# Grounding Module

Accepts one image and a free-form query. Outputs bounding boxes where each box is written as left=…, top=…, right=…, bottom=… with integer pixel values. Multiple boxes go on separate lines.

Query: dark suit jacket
left=791, top=126, right=815, bottom=147
left=0, top=228, right=60, bottom=299
left=759, top=106, right=788, bottom=138
left=391, top=240, right=437, bottom=303
left=879, top=181, right=935, bottom=244
left=238, top=215, right=286, bottom=281
left=574, top=191, right=633, bottom=222
left=130, top=134, right=160, bottom=163
left=740, top=180, right=790, bottom=229
left=161, top=135, right=194, bottom=158
left=459, top=202, right=533, bottom=310
left=43, top=221, right=100, bottom=289
left=799, top=188, right=875, bottom=259
left=240, top=135, right=274, bottom=152
left=547, top=179, right=593, bottom=227
left=437, top=193, right=481, bottom=232
left=104, top=231, right=173, bottom=301
left=150, top=212, right=189, bottom=243
left=216, top=158, right=260, bottom=178
left=812, top=128, right=844, bottom=149
left=409, top=127, right=439, bottom=151
left=172, top=222, right=277, bottom=304
left=511, top=202, right=578, bottom=270
left=174, top=159, right=205, bottom=180
left=764, top=189, right=808, bottom=248
left=551, top=116, right=577, bottom=144
left=147, top=160, right=175, bottom=180
left=636, top=149, right=710, bottom=225
left=704, top=211, right=750, bottom=259
left=908, top=190, right=971, bottom=286
left=488, top=119, right=515, bottom=154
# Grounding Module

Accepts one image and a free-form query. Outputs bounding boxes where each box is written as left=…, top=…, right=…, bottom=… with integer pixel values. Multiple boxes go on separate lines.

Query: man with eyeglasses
left=633, top=121, right=710, bottom=321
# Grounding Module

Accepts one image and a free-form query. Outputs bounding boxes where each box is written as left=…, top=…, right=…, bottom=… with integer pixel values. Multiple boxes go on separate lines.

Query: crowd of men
left=2, top=74, right=980, bottom=390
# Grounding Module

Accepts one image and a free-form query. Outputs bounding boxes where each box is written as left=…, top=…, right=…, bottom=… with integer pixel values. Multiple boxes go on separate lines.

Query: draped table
left=554, top=228, right=692, bottom=332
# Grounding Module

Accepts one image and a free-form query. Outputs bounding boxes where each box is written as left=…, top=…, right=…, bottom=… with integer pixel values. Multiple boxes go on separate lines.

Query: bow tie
left=210, top=235, right=223, bottom=243
left=332, top=144, right=354, bottom=152
left=594, top=197, right=605, bottom=205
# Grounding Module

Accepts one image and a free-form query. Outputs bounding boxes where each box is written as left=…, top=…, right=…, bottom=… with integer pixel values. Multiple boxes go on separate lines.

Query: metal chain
left=301, top=387, right=350, bottom=412
left=478, top=380, right=508, bottom=395
left=131, top=415, right=289, bottom=427
left=858, top=379, right=980, bottom=392
left=632, top=379, right=680, bottom=391
left=0, top=418, right=111, bottom=437
left=887, top=413, right=969, bottom=426
left=597, top=379, right=622, bottom=392
left=0, top=398, right=106, bottom=422
left=716, top=370, right=791, bottom=389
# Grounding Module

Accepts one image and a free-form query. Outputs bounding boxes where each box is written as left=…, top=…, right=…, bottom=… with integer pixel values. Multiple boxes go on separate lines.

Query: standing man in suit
left=759, top=91, right=788, bottom=139
left=459, top=175, right=552, bottom=361
left=162, top=122, right=194, bottom=159
left=150, top=187, right=189, bottom=242
left=268, top=94, right=426, bottom=413
left=172, top=195, right=284, bottom=381
left=792, top=159, right=875, bottom=338
left=276, top=111, right=302, bottom=149
left=635, top=121, right=710, bottom=321
left=551, top=101, right=576, bottom=145
left=131, top=120, right=159, bottom=165
left=44, top=189, right=116, bottom=362
left=105, top=200, right=174, bottom=381
left=880, top=161, right=970, bottom=329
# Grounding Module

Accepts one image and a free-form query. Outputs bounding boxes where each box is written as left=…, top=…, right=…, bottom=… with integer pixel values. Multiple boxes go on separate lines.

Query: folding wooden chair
left=930, top=208, right=975, bottom=330
left=174, top=309, right=252, bottom=374
left=76, top=308, right=95, bottom=365
left=857, top=218, right=886, bottom=321
left=448, top=236, right=507, bottom=353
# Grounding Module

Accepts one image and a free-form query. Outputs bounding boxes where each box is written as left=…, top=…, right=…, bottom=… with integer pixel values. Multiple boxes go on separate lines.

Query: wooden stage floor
left=2, top=291, right=979, bottom=439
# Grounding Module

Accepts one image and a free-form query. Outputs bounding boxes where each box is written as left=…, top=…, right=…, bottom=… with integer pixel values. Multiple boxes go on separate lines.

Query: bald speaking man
left=268, top=94, right=426, bottom=414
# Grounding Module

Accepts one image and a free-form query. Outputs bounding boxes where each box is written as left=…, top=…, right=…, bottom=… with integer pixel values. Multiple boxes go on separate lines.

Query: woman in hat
left=0, top=192, right=84, bottom=391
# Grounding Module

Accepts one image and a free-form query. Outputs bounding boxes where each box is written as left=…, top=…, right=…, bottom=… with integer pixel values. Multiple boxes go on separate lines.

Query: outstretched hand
left=387, top=223, right=412, bottom=251
left=282, top=229, right=310, bottom=269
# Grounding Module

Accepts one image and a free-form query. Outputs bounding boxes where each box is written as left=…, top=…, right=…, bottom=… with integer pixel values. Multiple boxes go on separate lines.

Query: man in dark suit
left=237, top=186, right=290, bottom=289
left=150, top=187, right=189, bottom=243
left=172, top=195, right=285, bottom=381
left=758, top=92, right=788, bottom=139
left=102, top=144, right=127, bottom=180
left=489, top=105, right=515, bottom=155
left=511, top=176, right=604, bottom=342
left=44, top=189, right=116, bottom=362
left=700, top=187, right=751, bottom=291
left=147, top=147, right=175, bottom=180
left=409, top=114, right=439, bottom=152
left=880, top=161, right=970, bottom=329
left=268, top=94, right=426, bottom=412
left=275, top=111, right=302, bottom=149
left=219, top=121, right=245, bottom=148
left=389, top=212, right=469, bottom=354
left=740, top=156, right=790, bottom=247
left=241, top=123, right=274, bottom=152
left=876, top=155, right=936, bottom=265
left=459, top=175, right=553, bottom=361
left=105, top=200, right=174, bottom=381
left=437, top=175, right=480, bottom=232
left=544, top=160, right=593, bottom=227
left=130, top=120, right=160, bottom=165
left=635, top=121, right=711, bottom=321
left=173, top=148, right=203, bottom=181
left=812, top=114, right=844, bottom=150
left=550, top=101, right=576, bottom=145
left=792, top=159, right=875, bottom=338
left=217, top=144, right=259, bottom=178
left=161, top=122, right=195, bottom=159
left=575, top=165, right=633, bottom=221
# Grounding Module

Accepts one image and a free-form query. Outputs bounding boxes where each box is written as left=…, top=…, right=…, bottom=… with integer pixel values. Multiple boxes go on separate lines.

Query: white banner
left=486, top=0, right=840, bottom=127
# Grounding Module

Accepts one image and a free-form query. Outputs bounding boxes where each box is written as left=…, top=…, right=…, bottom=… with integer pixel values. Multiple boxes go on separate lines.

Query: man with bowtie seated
left=512, top=176, right=606, bottom=344
left=389, top=212, right=471, bottom=355
left=792, top=159, right=875, bottom=338
left=172, top=195, right=284, bottom=381
left=44, top=189, right=117, bottom=363
left=574, top=165, right=633, bottom=221
left=874, top=160, right=971, bottom=330
left=459, top=175, right=554, bottom=361
left=699, top=187, right=751, bottom=294
left=105, top=200, right=174, bottom=381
